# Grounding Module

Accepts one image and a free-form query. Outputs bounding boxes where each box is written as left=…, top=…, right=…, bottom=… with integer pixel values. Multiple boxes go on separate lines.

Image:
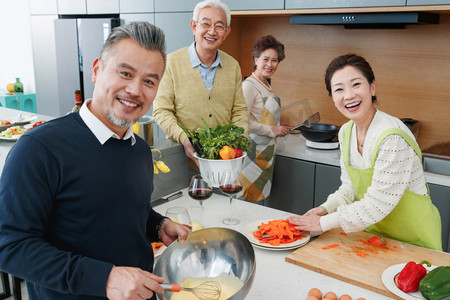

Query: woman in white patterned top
left=288, top=54, right=442, bottom=250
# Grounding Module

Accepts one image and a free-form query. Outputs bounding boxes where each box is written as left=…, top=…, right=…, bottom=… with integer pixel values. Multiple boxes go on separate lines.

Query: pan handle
left=289, top=124, right=303, bottom=132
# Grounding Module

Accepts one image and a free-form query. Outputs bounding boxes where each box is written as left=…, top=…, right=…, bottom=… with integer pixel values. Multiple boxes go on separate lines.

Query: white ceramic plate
left=243, top=219, right=310, bottom=250
left=5, top=115, right=36, bottom=125
left=250, top=241, right=304, bottom=251
left=0, top=135, right=21, bottom=142
left=381, top=263, right=437, bottom=300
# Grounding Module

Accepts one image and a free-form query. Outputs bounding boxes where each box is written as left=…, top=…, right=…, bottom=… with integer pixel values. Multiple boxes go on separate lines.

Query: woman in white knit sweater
left=288, top=54, right=442, bottom=250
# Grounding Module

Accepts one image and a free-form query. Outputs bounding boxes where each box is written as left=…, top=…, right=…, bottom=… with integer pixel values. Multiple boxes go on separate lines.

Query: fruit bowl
left=194, top=152, right=246, bottom=187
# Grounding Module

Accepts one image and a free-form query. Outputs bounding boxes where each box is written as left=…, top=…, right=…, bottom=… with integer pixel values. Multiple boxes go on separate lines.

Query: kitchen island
left=153, top=189, right=399, bottom=300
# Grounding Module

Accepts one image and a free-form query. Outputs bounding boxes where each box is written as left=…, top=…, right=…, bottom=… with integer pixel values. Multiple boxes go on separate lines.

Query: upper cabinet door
left=286, top=0, right=406, bottom=9
left=57, top=0, right=87, bottom=14
left=407, top=0, right=450, bottom=4
left=154, top=0, right=198, bottom=12
left=226, top=0, right=284, bottom=10
left=120, top=13, right=155, bottom=25
left=119, top=0, right=154, bottom=13
left=154, top=12, right=194, bottom=53
left=87, top=0, right=119, bottom=14
left=29, top=0, right=58, bottom=15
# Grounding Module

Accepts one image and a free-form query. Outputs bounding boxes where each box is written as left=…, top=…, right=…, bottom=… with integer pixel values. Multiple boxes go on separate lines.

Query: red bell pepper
left=395, top=260, right=431, bottom=293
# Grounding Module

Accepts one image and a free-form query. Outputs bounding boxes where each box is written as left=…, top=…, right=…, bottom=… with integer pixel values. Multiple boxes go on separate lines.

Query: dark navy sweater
left=0, top=112, right=165, bottom=299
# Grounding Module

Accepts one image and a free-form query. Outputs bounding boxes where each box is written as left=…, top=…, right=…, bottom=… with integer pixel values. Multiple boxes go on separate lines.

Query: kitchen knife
left=151, top=191, right=183, bottom=207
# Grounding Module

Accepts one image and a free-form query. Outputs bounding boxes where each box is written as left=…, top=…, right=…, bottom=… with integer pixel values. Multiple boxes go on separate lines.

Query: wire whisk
left=162, top=280, right=222, bottom=300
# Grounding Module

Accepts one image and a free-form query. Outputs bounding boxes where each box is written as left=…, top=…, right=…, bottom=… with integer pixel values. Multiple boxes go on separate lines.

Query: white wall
left=0, top=0, right=35, bottom=95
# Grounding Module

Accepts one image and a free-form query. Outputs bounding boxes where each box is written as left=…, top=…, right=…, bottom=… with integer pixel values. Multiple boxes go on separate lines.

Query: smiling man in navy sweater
left=0, top=22, right=190, bottom=300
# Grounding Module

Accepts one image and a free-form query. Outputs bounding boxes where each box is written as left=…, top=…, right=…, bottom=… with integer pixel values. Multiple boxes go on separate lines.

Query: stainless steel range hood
left=290, top=12, right=439, bottom=29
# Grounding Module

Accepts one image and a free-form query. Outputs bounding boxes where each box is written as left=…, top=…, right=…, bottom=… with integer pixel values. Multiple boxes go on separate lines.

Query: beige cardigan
left=153, top=47, right=249, bottom=143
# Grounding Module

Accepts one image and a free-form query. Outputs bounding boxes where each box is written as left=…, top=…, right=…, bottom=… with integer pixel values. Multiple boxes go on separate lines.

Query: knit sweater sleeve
left=153, top=54, right=188, bottom=144
left=242, top=80, right=275, bottom=137
left=229, top=60, right=250, bottom=137
left=321, top=134, right=418, bottom=233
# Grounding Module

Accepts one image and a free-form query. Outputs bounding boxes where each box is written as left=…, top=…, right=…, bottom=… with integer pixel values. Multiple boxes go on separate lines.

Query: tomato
left=33, top=121, right=45, bottom=128
left=233, top=148, right=243, bottom=158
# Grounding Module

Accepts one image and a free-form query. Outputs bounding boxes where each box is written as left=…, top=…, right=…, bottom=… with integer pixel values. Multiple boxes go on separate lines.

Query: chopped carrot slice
left=322, top=244, right=339, bottom=250
left=357, top=252, right=368, bottom=258
left=368, top=235, right=386, bottom=247
left=360, top=239, right=371, bottom=246
left=151, top=242, right=164, bottom=251
left=252, top=219, right=307, bottom=245
left=340, top=232, right=347, bottom=236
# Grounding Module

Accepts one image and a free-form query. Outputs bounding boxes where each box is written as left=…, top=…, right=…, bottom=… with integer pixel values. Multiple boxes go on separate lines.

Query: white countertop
left=276, top=133, right=450, bottom=187
left=153, top=189, right=394, bottom=300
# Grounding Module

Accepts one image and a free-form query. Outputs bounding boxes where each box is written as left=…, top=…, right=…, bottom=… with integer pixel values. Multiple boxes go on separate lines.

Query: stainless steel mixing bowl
left=154, top=227, right=256, bottom=300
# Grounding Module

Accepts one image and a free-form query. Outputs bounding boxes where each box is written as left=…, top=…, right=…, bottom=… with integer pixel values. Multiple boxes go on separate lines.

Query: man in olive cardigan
left=153, top=0, right=249, bottom=166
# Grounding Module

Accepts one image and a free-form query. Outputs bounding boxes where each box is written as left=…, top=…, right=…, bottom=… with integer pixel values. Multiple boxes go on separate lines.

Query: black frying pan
left=297, top=123, right=340, bottom=142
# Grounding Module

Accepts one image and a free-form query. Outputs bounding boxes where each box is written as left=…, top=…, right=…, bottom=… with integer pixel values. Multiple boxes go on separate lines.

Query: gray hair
left=193, top=0, right=231, bottom=27
left=100, top=21, right=166, bottom=64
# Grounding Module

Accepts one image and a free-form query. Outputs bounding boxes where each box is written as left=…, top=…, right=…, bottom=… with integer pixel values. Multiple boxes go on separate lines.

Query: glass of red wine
left=188, top=174, right=212, bottom=207
left=219, top=170, right=243, bottom=225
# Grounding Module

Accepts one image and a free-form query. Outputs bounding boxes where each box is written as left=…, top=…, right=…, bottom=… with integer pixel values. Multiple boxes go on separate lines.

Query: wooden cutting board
left=285, top=228, right=450, bottom=299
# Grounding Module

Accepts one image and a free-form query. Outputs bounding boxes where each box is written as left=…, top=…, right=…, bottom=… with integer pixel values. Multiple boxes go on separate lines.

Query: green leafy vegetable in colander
left=179, top=118, right=251, bottom=160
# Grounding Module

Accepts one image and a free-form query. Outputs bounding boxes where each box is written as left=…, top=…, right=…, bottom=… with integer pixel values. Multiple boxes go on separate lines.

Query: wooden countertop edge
left=231, top=5, right=450, bottom=16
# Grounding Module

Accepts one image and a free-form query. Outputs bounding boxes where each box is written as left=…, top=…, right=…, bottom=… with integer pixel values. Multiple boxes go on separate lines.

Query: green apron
left=342, top=122, right=442, bottom=250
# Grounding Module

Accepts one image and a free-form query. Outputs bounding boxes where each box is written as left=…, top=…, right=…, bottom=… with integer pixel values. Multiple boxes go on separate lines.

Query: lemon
left=6, top=83, right=15, bottom=93
left=132, top=122, right=139, bottom=134
left=191, top=222, right=203, bottom=231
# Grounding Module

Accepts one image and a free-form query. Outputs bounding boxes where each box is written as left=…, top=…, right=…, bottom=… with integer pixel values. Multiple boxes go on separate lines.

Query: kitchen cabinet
left=266, top=156, right=315, bottom=215
left=154, top=0, right=198, bottom=12
left=226, top=0, right=284, bottom=11
left=429, top=183, right=450, bottom=252
left=407, top=0, right=450, bottom=4
left=268, top=156, right=341, bottom=214
left=57, top=0, right=87, bottom=15
left=29, top=0, right=58, bottom=15
left=285, top=0, right=406, bottom=9
left=57, top=0, right=119, bottom=15
left=151, top=139, right=190, bottom=200
left=120, top=13, right=155, bottom=25
left=314, top=163, right=341, bottom=207
left=87, top=0, right=119, bottom=14
left=119, top=0, right=154, bottom=13
left=154, top=12, right=194, bottom=53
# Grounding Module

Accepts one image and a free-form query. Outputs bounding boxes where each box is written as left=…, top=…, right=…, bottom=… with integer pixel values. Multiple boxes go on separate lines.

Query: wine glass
left=188, top=174, right=213, bottom=207
left=165, top=207, right=192, bottom=226
left=219, top=170, right=243, bottom=225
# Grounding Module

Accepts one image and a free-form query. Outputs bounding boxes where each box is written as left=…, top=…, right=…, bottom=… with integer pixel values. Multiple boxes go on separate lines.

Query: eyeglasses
left=196, top=21, right=227, bottom=33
